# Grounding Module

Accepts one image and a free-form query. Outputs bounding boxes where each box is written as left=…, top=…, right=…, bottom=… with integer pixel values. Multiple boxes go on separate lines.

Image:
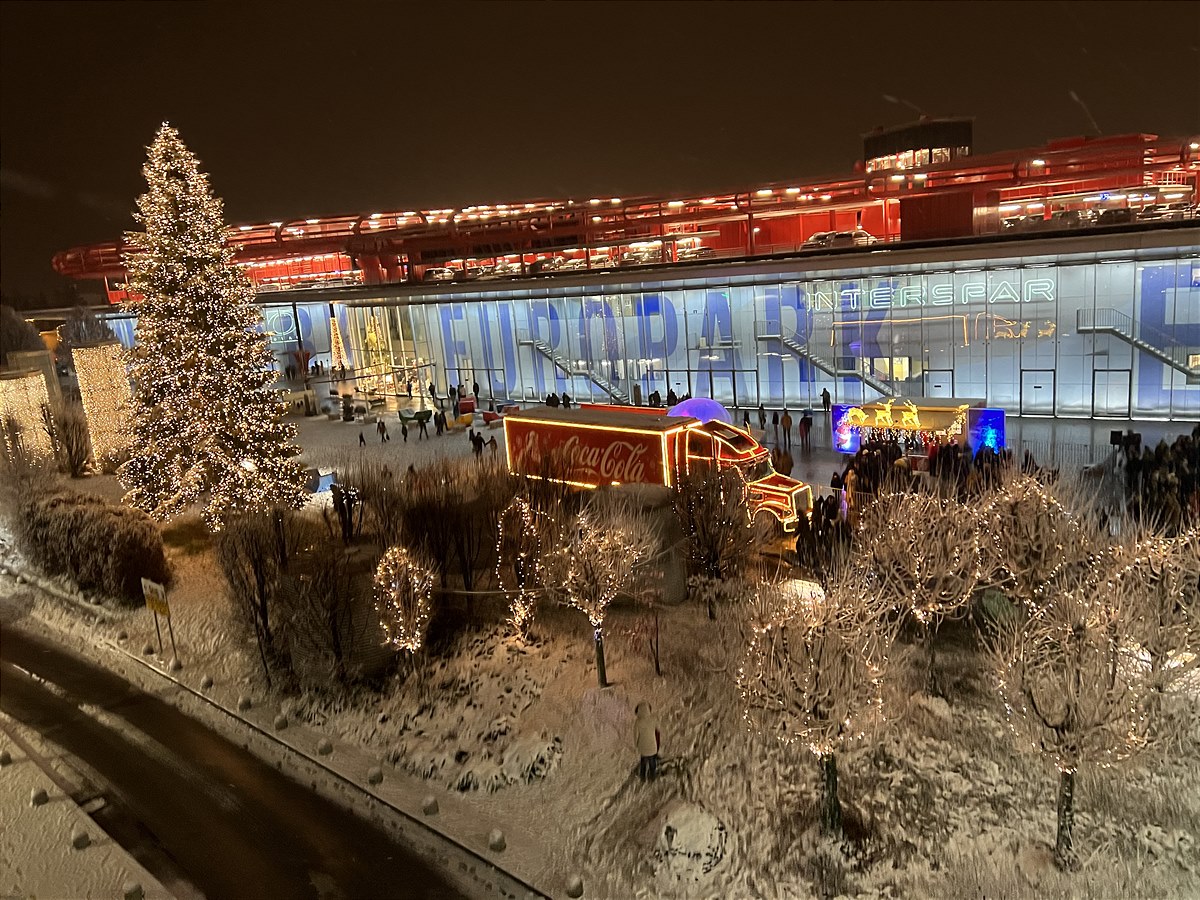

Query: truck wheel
left=753, top=509, right=781, bottom=537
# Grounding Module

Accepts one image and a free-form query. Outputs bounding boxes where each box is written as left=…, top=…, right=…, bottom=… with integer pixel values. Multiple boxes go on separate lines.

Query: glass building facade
left=103, top=234, right=1200, bottom=420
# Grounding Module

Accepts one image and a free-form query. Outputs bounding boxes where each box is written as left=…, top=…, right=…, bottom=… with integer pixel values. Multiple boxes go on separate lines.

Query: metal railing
left=1077, top=307, right=1200, bottom=375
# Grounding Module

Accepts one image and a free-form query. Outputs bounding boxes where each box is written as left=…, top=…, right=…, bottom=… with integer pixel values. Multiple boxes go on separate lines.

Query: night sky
left=2, top=1, right=1197, bottom=300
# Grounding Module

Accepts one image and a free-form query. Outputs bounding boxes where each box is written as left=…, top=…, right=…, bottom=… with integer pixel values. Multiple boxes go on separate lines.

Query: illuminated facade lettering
left=99, top=248, right=1200, bottom=421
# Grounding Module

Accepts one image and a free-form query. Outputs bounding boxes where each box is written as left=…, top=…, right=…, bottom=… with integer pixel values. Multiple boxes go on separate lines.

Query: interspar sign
left=506, top=421, right=669, bottom=486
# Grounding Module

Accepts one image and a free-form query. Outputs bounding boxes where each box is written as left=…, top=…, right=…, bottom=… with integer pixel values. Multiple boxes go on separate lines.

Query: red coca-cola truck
left=503, top=407, right=811, bottom=530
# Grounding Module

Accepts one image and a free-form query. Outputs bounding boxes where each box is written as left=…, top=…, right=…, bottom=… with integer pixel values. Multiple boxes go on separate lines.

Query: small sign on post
left=140, top=577, right=179, bottom=662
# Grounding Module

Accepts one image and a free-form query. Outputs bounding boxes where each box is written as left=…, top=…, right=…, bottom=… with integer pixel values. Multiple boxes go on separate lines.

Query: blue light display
left=967, top=407, right=1007, bottom=454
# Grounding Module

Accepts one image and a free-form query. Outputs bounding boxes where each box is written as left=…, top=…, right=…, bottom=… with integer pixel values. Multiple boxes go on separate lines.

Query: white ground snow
left=0, top=714, right=171, bottom=900
left=3, top=418, right=1199, bottom=899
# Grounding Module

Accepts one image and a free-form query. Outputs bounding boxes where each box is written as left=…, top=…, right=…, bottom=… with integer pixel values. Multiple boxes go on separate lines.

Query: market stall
left=831, top=398, right=1006, bottom=456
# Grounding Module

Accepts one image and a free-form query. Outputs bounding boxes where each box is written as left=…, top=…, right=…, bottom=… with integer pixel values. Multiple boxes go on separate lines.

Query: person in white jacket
left=634, top=701, right=661, bottom=782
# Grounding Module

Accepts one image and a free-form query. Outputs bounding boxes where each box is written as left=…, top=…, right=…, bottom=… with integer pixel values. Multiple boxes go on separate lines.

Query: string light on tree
left=329, top=316, right=348, bottom=370
left=119, top=123, right=307, bottom=530
left=737, top=569, right=899, bottom=837
left=551, top=499, right=657, bottom=688
left=0, top=370, right=53, bottom=460
left=374, top=545, right=435, bottom=653
left=496, top=496, right=545, bottom=639
left=71, top=341, right=132, bottom=469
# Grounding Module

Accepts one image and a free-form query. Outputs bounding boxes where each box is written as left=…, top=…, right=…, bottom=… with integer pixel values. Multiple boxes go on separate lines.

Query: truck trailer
left=503, top=407, right=811, bottom=530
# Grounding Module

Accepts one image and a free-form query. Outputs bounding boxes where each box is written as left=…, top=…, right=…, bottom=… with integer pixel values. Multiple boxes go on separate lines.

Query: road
left=1, top=625, right=466, bottom=900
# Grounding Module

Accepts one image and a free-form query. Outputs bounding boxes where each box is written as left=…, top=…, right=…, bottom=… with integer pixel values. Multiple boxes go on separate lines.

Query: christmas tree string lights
left=374, top=545, right=435, bottom=653
left=120, top=123, right=307, bottom=530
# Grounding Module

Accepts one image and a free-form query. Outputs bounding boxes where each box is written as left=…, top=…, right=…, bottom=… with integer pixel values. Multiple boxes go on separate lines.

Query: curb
left=106, top=640, right=554, bottom=900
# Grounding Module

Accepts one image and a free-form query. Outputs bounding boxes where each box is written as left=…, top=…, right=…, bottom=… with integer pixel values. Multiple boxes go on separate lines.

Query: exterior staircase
left=1076, top=308, right=1200, bottom=384
left=756, top=325, right=896, bottom=397
left=518, top=334, right=631, bottom=403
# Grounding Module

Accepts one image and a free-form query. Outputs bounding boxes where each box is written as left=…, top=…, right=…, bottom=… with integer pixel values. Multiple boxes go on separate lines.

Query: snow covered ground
left=2, top=422, right=1198, bottom=899
left=0, top=713, right=171, bottom=900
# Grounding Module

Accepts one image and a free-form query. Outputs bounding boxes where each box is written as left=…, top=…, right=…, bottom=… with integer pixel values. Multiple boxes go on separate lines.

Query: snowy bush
left=12, top=487, right=170, bottom=604
left=650, top=801, right=730, bottom=885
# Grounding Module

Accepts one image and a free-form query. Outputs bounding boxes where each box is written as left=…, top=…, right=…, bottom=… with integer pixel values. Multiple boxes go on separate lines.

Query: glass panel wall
left=93, top=246, right=1191, bottom=420
left=337, top=248, right=1199, bottom=419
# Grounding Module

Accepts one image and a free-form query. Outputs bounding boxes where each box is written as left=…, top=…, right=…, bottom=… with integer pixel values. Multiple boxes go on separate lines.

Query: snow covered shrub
left=46, top=401, right=91, bottom=478
left=13, top=487, right=170, bottom=603
left=673, top=466, right=760, bottom=618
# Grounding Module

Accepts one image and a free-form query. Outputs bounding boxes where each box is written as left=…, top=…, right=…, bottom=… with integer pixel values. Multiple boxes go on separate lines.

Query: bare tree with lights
left=673, top=465, right=759, bottom=619
left=977, top=473, right=1090, bottom=611
left=496, top=495, right=546, bottom=640
left=738, top=567, right=899, bottom=836
left=120, top=124, right=306, bottom=530
left=861, top=490, right=984, bottom=694
left=551, top=493, right=660, bottom=687
left=374, top=545, right=436, bottom=655
left=983, top=520, right=1180, bottom=871
left=1115, top=524, right=1200, bottom=700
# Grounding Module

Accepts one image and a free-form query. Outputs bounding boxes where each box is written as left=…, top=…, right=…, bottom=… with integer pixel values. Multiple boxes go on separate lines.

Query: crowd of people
left=1122, top=425, right=1200, bottom=532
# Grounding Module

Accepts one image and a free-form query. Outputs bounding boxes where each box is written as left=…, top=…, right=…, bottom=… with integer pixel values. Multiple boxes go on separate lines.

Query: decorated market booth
left=831, top=398, right=1006, bottom=458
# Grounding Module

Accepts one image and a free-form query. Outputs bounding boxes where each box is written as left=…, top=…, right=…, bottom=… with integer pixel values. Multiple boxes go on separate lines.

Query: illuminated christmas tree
left=120, top=124, right=306, bottom=530
left=329, top=315, right=348, bottom=370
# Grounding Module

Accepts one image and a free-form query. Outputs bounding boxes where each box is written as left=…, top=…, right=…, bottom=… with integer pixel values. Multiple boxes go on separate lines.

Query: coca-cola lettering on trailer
left=509, top=423, right=665, bottom=486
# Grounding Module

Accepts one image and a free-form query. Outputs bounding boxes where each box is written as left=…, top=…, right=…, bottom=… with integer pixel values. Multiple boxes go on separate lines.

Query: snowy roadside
left=0, top=712, right=172, bottom=900
left=0, top=569, right=562, bottom=900
left=4, top=454, right=1200, bottom=900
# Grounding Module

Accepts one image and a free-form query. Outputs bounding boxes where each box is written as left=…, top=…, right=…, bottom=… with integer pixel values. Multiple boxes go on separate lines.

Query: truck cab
left=685, top=421, right=812, bottom=531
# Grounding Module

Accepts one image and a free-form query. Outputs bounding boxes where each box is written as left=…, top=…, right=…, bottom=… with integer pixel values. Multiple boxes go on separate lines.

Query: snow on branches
left=738, top=568, right=900, bottom=835
left=549, top=494, right=660, bottom=686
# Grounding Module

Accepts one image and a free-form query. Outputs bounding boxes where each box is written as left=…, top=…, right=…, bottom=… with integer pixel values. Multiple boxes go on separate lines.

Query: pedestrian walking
left=486, top=435, right=498, bottom=456
left=757, top=404, right=767, bottom=432
left=358, top=429, right=366, bottom=447
left=771, top=409, right=780, bottom=444
left=401, top=421, right=408, bottom=442
left=821, top=388, right=831, bottom=413
left=377, top=419, right=390, bottom=443
left=743, top=409, right=751, bottom=430
left=780, top=408, right=793, bottom=451
left=798, top=413, right=812, bottom=452
left=472, top=380, right=480, bottom=401
left=418, top=415, right=429, bottom=440
left=634, top=702, right=661, bottom=782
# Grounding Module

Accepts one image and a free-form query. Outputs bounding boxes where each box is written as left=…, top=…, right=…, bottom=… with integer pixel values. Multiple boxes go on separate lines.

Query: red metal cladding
left=50, top=133, right=1199, bottom=291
